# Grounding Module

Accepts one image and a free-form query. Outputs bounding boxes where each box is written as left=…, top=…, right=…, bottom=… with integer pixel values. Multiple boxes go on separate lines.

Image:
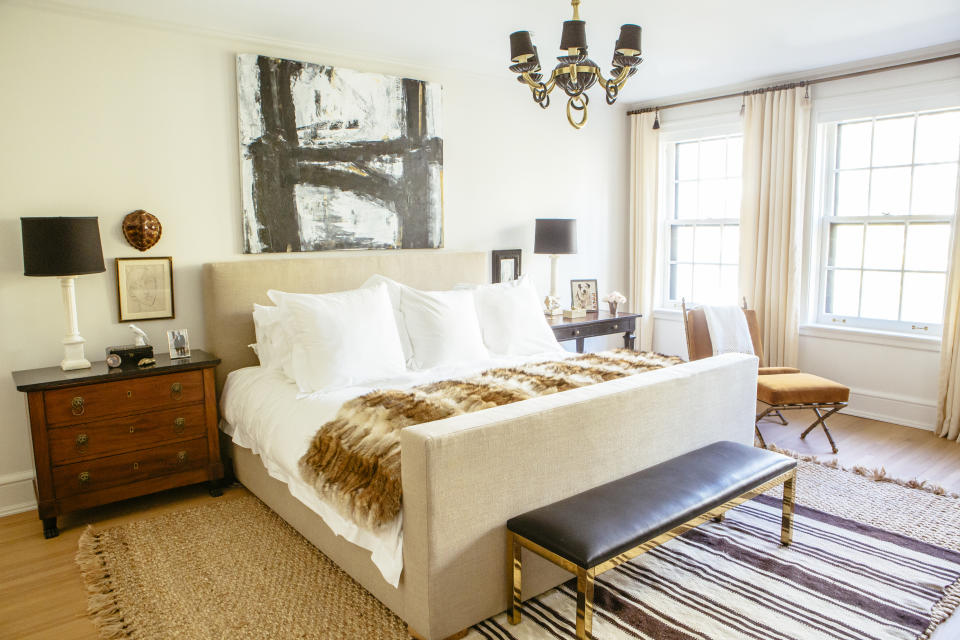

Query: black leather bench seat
left=507, top=441, right=797, bottom=568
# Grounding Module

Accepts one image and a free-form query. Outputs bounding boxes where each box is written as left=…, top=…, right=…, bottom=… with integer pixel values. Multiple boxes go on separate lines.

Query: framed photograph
left=167, top=329, right=191, bottom=359
left=116, top=257, right=174, bottom=322
left=491, top=249, right=522, bottom=284
left=570, top=279, right=599, bottom=311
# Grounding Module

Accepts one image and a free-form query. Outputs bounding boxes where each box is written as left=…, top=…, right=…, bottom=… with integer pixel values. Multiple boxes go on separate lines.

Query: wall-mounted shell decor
left=122, top=210, right=162, bottom=251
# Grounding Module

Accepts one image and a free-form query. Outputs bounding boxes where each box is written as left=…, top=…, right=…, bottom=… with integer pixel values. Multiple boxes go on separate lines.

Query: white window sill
left=799, top=324, right=941, bottom=352
left=653, top=308, right=683, bottom=321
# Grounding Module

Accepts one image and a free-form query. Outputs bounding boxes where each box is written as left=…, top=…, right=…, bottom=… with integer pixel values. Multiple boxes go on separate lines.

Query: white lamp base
left=59, top=276, right=91, bottom=371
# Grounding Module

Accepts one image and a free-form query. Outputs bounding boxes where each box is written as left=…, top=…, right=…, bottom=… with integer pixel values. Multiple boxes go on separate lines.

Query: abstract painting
left=237, top=54, right=443, bottom=253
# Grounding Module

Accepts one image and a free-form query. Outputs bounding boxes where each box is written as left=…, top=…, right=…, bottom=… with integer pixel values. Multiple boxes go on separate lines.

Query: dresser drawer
left=552, top=319, right=632, bottom=342
left=44, top=371, right=204, bottom=425
left=53, top=438, right=208, bottom=498
left=48, top=404, right=207, bottom=465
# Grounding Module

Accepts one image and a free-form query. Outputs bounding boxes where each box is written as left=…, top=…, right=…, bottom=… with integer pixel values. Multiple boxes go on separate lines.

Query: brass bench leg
left=754, top=424, right=768, bottom=449
left=576, top=567, right=595, bottom=640
left=508, top=532, right=522, bottom=625
left=781, top=471, right=796, bottom=546
left=713, top=512, right=725, bottom=523
left=800, top=405, right=842, bottom=453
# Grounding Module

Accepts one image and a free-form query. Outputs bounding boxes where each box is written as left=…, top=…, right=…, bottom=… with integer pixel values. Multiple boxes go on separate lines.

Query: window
left=816, top=108, right=960, bottom=336
left=663, top=134, right=743, bottom=306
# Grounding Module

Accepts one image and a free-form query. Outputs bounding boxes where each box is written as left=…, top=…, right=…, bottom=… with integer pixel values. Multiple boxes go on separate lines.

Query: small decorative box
left=106, top=344, right=154, bottom=367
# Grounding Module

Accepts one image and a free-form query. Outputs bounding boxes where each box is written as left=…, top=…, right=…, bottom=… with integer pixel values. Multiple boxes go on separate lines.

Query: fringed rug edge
left=75, top=525, right=133, bottom=639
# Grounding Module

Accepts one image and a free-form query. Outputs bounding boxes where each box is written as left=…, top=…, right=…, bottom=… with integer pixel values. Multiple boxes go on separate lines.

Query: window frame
left=659, top=129, right=743, bottom=309
left=813, top=109, right=960, bottom=338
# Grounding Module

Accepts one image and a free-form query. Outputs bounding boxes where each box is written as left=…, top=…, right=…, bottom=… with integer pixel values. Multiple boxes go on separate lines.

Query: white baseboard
left=844, top=387, right=937, bottom=431
left=0, top=471, right=37, bottom=517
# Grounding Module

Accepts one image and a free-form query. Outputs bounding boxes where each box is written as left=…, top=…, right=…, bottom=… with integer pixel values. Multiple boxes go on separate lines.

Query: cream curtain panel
left=739, top=87, right=811, bottom=367
left=628, top=111, right=660, bottom=351
left=936, top=194, right=960, bottom=441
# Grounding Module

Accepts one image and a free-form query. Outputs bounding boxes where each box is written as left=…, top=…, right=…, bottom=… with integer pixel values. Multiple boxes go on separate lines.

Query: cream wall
left=647, top=54, right=960, bottom=432
left=0, top=4, right=629, bottom=514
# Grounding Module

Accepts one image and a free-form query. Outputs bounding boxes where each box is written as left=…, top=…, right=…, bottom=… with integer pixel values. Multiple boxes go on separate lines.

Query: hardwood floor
left=1, top=414, right=958, bottom=639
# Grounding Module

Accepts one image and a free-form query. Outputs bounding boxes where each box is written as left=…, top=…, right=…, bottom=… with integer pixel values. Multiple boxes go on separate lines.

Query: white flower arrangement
left=602, top=291, right=627, bottom=304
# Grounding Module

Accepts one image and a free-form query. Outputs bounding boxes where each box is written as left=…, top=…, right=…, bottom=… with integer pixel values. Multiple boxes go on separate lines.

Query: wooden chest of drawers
left=13, top=350, right=223, bottom=538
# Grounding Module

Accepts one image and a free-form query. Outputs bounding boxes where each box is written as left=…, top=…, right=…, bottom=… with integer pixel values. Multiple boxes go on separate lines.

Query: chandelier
left=508, top=0, right=642, bottom=129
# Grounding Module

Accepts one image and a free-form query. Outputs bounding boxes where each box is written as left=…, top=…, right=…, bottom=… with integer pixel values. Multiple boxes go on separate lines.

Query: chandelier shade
left=507, top=0, right=643, bottom=129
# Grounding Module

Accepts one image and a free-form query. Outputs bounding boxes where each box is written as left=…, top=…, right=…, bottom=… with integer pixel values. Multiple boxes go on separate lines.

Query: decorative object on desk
left=121, top=209, right=162, bottom=251
left=20, top=217, right=106, bottom=371
left=570, top=278, right=598, bottom=311
left=128, top=324, right=149, bottom=346
left=602, top=290, right=627, bottom=314
left=237, top=54, right=443, bottom=254
left=137, top=357, right=156, bottom=367
left=116, top=256, right=174, bottom=322
left=105, top=343, right=154, bottom=367
left=491, top=249, right=522, bottom=284
left=105, top=353, right=122, bottom=368
left=507, top=0, right=642, bottom=129
left=534, top=218, right=577, bottom=316
left=167, top=329, right=191, bottom=359
left=562, top=307, right=586, bottom=319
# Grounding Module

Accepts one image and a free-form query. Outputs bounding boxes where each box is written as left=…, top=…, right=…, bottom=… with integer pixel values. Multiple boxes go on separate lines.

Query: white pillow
left=457, top=276, right=563, bottom=355
left=267, top=284, right=407, bottom=392
left=399, top=286, right=489, bottom=369
left=360, top=274, right=414, bottom=363
left=251, top=304, right=296, bottom=379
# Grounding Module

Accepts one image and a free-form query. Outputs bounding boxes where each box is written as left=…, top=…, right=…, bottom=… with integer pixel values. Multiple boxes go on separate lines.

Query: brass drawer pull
left=133, top=462, right=140, bottom=471
left=129, top=426, right=136, bottom=434
left=126, top=390, right=133, bottom=399
left=76, top=433, right=89, bottom=449
left=71, top=396, right=85, bottom=416
left=176, top=451, right=187, bottom=464
left=613, top=324, right=619, bottom=330
left=173, top=417, right=186, bottom=434
left=573, top=330, right=580, bottom=336
left=171, top=382, right=183, bottom=400
left=78, top=471, right=90, bottom=484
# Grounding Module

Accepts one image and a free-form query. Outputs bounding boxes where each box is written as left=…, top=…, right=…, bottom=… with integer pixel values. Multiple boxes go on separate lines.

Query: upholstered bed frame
left=203, top=251, right=758, bottom=640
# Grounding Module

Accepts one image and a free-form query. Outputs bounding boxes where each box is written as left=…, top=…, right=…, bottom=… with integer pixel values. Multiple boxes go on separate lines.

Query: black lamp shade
left=21, top=217, right=106, bottom=277
left=615, top=24, right=642, bottom=54
left=510, top=31, right=536, bottom=62
left=534, top=219, right=577, bottom=255
left=559, top=20, right=587, bottom=51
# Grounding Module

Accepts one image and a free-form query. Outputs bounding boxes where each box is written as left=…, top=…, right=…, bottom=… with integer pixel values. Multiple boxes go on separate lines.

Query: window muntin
left=818, top=108, right=959, bottom=335
left=665, top=134, right=743, bottom=306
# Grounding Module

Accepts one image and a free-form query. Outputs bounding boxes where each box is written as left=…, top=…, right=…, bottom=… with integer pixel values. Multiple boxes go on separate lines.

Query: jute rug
left=77, top=457, right=960, bottom=640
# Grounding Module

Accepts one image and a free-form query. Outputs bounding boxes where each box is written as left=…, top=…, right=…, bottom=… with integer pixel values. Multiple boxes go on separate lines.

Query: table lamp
left=534, top=218, right=577, bottom=316
left=21, top=217, right=106, bottom=371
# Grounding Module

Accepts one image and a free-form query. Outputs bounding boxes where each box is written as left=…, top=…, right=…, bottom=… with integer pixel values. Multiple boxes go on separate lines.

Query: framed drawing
left=116, top=257, right=174, bottom=322
left=167, top=329, right=191, bottom=359
left=492, top=249, right=522, bottom=283
left=570, top=279, right=598, bottom=311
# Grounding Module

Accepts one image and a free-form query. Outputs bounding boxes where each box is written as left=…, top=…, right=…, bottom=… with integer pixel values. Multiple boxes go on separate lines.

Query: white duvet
left=220, top=352, right=570, bottom=587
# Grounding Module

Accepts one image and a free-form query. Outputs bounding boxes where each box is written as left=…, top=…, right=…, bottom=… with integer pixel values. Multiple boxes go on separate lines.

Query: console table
left=547, top=311, right=641, bottom=353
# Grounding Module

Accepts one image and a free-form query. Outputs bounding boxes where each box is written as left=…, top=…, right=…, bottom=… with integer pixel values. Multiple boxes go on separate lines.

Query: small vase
left=608, top=301, right=618, bottom=315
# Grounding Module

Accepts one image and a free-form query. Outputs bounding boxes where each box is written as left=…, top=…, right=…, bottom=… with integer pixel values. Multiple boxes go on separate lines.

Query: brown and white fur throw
left=298, top=350, right=683, bottom=529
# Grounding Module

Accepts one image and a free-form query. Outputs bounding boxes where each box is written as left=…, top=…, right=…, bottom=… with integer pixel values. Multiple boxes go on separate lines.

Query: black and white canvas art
left=237, top=54, right=443, bottom=253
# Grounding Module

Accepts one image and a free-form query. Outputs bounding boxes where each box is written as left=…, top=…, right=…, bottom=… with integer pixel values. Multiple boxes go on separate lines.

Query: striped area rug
left=469, top=494, right=960, bottom=640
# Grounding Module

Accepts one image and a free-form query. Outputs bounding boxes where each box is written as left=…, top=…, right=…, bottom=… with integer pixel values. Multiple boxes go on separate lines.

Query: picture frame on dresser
left=570, top=278, right=598, bottom=311
left=116, top=256, right=175, bottom=322
left=491, top=249, right=522, bottom=284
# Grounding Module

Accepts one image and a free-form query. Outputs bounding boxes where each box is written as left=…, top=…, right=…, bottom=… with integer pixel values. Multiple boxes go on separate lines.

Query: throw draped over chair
left=681, top=299, right=850, bottom=453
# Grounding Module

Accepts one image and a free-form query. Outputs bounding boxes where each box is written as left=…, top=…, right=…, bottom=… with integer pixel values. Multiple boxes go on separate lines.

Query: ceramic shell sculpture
left=122, top=210, right=162, bottom=251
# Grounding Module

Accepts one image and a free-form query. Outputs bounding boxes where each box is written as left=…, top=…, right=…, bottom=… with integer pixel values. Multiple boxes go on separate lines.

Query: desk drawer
left=48, top=404, right=206, bottom=465
left=44, top=371, right=204, bottom=425
left=552, top=320, right=632, bottom=342
left=53, top=438, right=208, bottom=498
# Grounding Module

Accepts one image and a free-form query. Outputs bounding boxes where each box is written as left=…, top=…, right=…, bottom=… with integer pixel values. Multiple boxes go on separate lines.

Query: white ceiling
left=41, top=0, right=960, bottom=102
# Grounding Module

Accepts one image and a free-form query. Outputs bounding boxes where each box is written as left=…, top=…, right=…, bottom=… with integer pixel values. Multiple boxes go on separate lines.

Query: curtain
left=936, top=194, right=960, bottom=440
left=628, top=112, right=660, bottom=351
left=739, top=87, right=811, bottom=367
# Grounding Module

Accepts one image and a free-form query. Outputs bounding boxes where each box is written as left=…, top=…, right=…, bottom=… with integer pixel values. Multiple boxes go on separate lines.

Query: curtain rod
left=626, top=52, right=960, bottom=116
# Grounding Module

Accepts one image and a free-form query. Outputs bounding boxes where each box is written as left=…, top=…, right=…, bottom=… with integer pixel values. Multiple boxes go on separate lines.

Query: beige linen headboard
left=202, top=251, right=487, bottom=391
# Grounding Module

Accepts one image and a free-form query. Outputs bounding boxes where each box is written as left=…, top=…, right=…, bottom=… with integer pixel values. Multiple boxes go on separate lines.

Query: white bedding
left=220, top=352, right=571, bottom=586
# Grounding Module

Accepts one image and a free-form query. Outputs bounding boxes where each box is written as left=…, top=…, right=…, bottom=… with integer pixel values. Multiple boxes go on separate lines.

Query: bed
left=203, top=251, right=758, bottom=640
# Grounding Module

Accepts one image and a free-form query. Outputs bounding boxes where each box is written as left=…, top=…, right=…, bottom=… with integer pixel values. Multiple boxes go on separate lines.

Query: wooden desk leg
left=575, top=337, right=585, bottom=353
left=623, top=330, right=636, bottom=350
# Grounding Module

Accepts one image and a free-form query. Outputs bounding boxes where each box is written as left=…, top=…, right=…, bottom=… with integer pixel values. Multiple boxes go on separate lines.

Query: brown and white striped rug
left=469, top=494, right=960, bottom=640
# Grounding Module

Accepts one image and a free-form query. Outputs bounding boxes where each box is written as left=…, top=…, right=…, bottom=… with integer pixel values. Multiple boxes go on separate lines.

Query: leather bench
left=506, top=441, right=797, bottom=639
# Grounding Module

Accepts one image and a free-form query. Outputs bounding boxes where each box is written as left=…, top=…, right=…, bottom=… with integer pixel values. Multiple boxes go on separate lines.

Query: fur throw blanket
left=298, top=350, right=683, bottom=529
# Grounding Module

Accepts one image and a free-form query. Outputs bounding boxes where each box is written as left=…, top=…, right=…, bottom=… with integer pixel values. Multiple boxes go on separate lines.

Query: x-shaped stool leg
left=800, top=405, right=843, bottom=454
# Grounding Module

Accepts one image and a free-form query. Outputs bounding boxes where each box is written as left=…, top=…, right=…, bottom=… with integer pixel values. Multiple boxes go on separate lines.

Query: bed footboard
left=399, top=353, right=757, bottom=640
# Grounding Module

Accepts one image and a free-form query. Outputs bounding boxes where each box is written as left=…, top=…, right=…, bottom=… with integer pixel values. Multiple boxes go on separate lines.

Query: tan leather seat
left=758, top=367, right=801, bottom=375
left=757, top=373, right=851, bottom=405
